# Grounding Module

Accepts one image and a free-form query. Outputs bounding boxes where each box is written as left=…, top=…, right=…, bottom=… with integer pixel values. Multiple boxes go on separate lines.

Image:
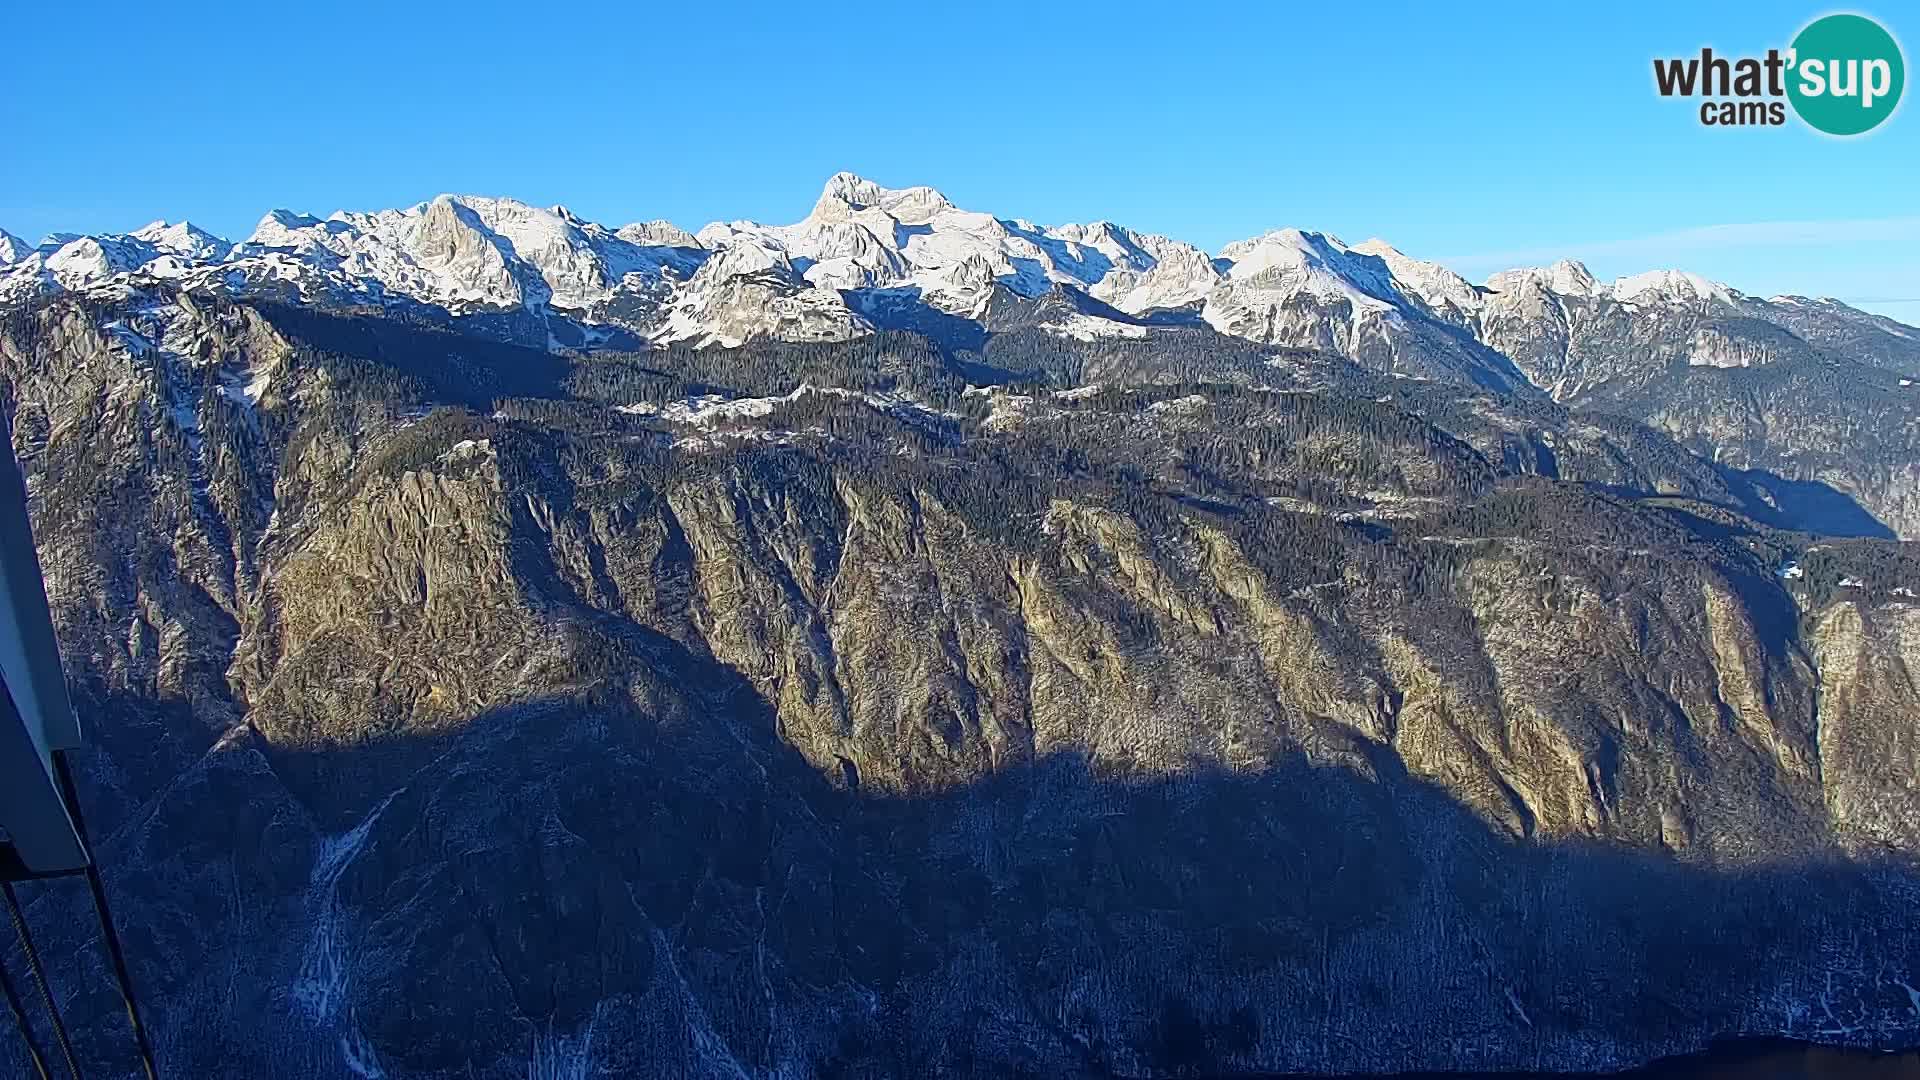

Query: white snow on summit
left=228, top=194, right=710, bottom=317
left=0, top=171, right=1820, bottom=362
left=1197, top=229, right=1424, bottom=358
left=44, top=235, right=157, bottom=286
left=1350, top=239, right=1481, bottom=312
left=690, top=173, right=1225, bottom=320
left=0, top=229, right=35, bottom=265
left=1610, top=268, right=1737, bottom=306
left=131, top=220, right=233, bottom=262
left=1484, top=261, right=1735, bottom=308
left=1215, top=229, right=1395, bottom=309
left=1485, top=259, right=1603, bottom=299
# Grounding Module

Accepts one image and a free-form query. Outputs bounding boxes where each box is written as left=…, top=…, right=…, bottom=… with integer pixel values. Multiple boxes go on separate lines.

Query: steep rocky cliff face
left=1604, top=358, right=1920, bottom=543
left=1448, top=275, right=1920, bottom=541
left=3, top=288, right=1919, bottom=1078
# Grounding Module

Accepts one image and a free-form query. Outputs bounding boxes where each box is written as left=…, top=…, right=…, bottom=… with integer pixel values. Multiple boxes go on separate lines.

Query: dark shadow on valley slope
left=17, top=625, right=1920, bottom=1080
left=257, top=301, right=577, bottom=408
left=1732, top=469, right=1897, bottom=540
left=1586, top=472, right=1896, bottom=543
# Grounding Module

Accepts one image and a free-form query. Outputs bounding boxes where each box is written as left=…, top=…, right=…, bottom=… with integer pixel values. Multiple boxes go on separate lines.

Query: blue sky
left=5, top=1, right=1915, bottom=318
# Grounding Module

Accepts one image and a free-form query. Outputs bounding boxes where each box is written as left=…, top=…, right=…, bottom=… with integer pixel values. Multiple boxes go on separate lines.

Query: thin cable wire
left=52, top=755, right=157, bottom=1080
left=0, top=881, right=81, bottom=1080
left=0, top=952, right=54, bottom=1080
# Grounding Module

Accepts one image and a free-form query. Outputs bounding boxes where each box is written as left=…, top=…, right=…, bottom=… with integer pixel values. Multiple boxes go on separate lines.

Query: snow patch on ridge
left=1612, top=269, right=1736, bottom=305
left=0, top=172, right=1873, bottom=371
left=296, top=794, right=395, bottom=1024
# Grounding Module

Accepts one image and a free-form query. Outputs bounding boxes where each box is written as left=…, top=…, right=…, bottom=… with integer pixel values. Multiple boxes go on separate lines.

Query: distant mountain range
left=5, top=173, right=1914, bottom=378
left=7, top=173, right=1919, bottom=538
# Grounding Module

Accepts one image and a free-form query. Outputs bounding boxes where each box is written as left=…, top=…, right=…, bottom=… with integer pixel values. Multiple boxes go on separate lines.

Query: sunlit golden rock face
left=4, top=289, right=1919, bottom=1078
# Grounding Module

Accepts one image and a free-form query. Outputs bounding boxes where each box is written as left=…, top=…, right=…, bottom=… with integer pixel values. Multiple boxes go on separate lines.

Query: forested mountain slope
left=2, top=285, right=1918, bottom=1077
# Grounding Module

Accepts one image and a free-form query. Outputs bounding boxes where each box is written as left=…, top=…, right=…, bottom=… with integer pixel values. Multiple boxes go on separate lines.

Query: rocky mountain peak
left=819, top=169, right=889, bottom=207
left=1, top=173, right=1909, bottom=405
left=129, top=219, right=232, bottom=261
left=614, top=219, right=701, bottom=248
left=0, top=227, right=32, bottom=263
left=1612, top=267, right=1737, bottom=306
left=697, top=238, right=796, bottom=283
left=247, top=208, right=329, bottom=248
left=1352, top=238, right=1481, bottom=311
left=1217, top=228, right=1396, bottom=304
left=1485, top=258, right=1603, bottom=300
left=1547, top=258, right=1600, bottom=296
left=809, top=171, right=955, bottom=226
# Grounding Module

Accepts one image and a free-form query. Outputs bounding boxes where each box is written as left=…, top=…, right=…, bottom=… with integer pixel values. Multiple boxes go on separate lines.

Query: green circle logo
left=1788, top=13, right=1905, bottom=135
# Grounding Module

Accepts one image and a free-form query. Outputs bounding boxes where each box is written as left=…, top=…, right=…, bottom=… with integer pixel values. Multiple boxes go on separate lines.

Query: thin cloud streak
left=1436, top=217, right=1920, bottom=276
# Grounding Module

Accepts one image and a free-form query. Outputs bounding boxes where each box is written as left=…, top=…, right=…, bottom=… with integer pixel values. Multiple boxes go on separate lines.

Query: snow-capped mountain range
left=4, top=172, right=1913, bottom=395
